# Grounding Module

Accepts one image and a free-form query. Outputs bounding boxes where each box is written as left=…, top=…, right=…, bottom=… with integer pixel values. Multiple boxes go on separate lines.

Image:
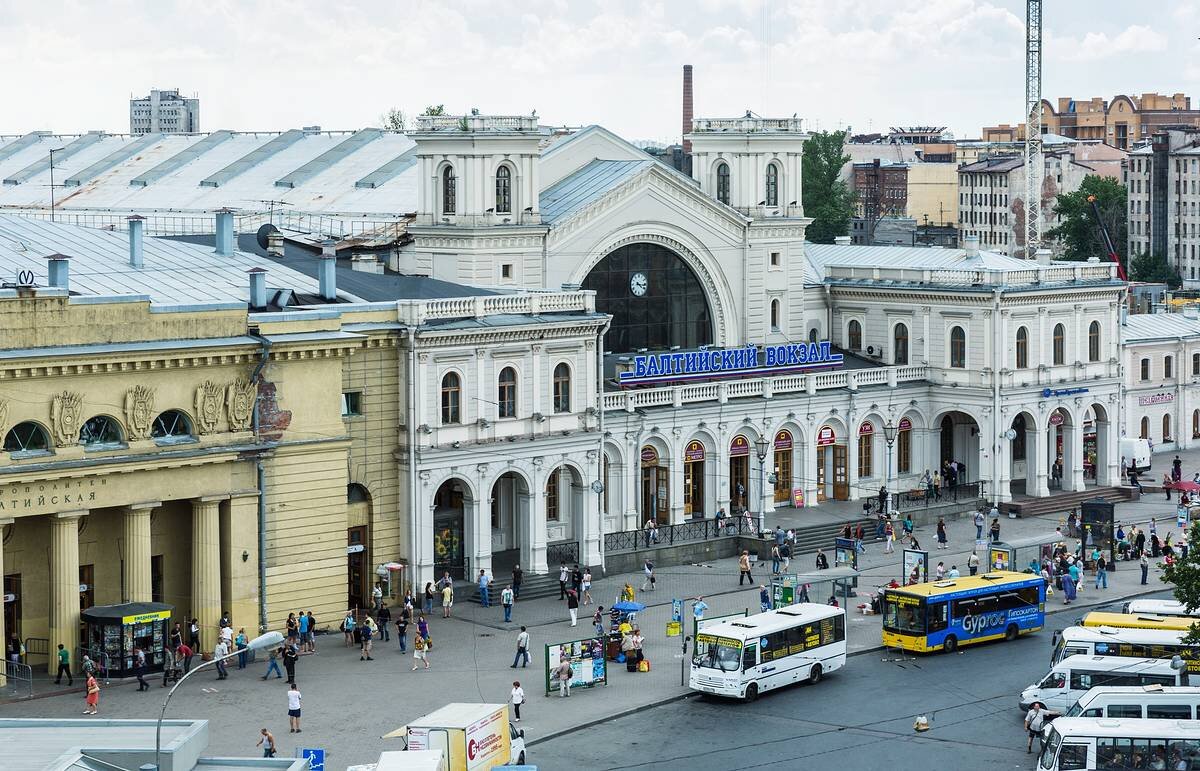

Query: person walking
left=512, top=564, right=523, bottom=600
left=510, top=681, right=525, bottom=723
left=396, top=607, right=409, bottom=652
left=815, top=549, right=829, bottom=570
left=297, top=611, right=310, bottom=650
left=936, top=518, right=948, bottom=550
left=566, top=588, right=580, bottom=626
left=282, top=643, right=298, bottom=685
left=511, top=626, right=530, bottom=668
left=285, top=613, right=298, bottom=647
left=257, top=728, right=277, bottom=758
left=554, top=658, right=573, bottom=698
left=989, top=517, right=1001, bottom=544
left=342, top=611, right=356, bottom=647
left=477, top=569, right=492, bottom=608
left=377, top=603, right=391, bottom=642
left=771, top=543, right=782, bottom=575
left=593, top=607, right=606, bottom=638
left=286, top=683, right=302, bottom=733
left=417, top=615, right=430, bottom=647
left=935, top=562, right=946, bottom=580
left=359, top=617, right=375, bottom=661
left=1025, top=701, right=1056, bottom=754
left=692, top=596, right=709, bottom=622
left=759, top=585, right=771, bottom=613
left=262, top=645, right=284, bottom=680
left=1095, top=554, right=1109, bottom=589
left=501, top=585, right=515, bottom=623
left=571, top=565, right=584, bottom=595
left=411, top=634, right=430, bottom=671
left=189, top=617, right=201, bottom=649
left=581, top=569, right=593, bottom=606
left=738, top=550, right=754, bottom=585
left=215, top=638, right=231, bottom=680
left=235, top=628, right=249, bottom=669
left=932, top=470, right=942, bottom=501
left=641, top=559, right=656, bottom=592
left=83, top=672, right=100, bottom=715
left=967, top=551, right=980, bottom=576
left=781, top=542, right=792, bottom=573
left=54, top=643, right=72, bottom=686
left=441, top=582, right=454, bottom=619
left=558, top=563, right=569, bottom=600
left=973, top=509, right=985, bottom=541
left=177, top=641, right=194, bottom=675
left=133, top=646, right=149, bottom=691
left=423, top=582, right=435, bottom=615
left=1141, top=552, right=1150, bottom=585
left=884, top=521, right=895, bottom=554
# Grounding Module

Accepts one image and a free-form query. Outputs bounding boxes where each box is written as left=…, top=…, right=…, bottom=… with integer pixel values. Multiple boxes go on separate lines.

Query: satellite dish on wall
left=256, top=223, right=279, bottom=252
left=866, top=345, right=875, bottom=356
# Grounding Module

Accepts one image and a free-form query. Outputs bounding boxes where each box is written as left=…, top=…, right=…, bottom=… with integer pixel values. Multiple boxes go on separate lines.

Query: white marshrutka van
left=1020, top=655, right=1184, bottom=713
left=1067, top=685, right=1200, bottom=720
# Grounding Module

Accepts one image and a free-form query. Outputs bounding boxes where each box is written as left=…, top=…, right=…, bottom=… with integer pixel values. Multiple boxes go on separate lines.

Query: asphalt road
left=532, top=593, right=1157, bottom=771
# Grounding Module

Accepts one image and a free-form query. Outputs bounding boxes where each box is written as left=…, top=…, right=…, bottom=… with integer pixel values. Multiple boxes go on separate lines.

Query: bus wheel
left=1005, top=624, right=1019, bottom=642
left=744, top=683, right=759, bottom=702
left=943, top=635, right=958, bottom=653
left=809, top=664, right=823, bottom=685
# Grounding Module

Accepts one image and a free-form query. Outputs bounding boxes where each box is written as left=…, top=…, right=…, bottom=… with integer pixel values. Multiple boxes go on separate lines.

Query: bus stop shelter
left=775, top=566, right=860, bottom=605
left=987, top=532, right=1064, bottom=574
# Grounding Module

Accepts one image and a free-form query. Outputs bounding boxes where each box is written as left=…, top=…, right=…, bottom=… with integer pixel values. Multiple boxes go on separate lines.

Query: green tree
left=421, top=105, right=446, bottom=116
left=1045, top=175, right=1128, bottom=268
left=1162, top=522, right=1200, bottom=644
left=1129, top=251, right=1182, bottom=287
left=379, top=108, right=407, bottom=131
left=802, top=131, right=857, bottom=244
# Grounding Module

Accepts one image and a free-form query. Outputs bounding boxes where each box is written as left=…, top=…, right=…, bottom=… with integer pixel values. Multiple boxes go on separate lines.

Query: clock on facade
left=629, top=272, right=648, bottom=296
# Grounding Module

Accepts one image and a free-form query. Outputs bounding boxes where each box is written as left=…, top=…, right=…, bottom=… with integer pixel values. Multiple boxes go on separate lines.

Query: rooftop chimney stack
left=46, top=254, right=70, bottom=291
left=215, top=207, right=235, bottom=257
left=1035, top=247, right=1053, bottom=265
left=682, top=64, right=694, bottom=154
left=248, top=267, right=267, bottom=308
left=127, top=215, right=145, bottom=268
left=318, top=255, right=337, bottom=301
left=964, top=234, right=980, bottom=257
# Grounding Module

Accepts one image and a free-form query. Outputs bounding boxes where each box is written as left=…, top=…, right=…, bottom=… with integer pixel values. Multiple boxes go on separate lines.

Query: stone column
left=49, top=511, right=86, bottom=670
left=191, top=497, right=223, bottom=654
left=1069, top=419, right=1086, bottom=492
left=0, top=518, right=10, bottom=686
left=123, top=502, right=158, bottom=603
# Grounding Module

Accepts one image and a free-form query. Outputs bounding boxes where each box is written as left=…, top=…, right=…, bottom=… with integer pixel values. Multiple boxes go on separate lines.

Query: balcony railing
left=825, top=263, right=1116, bottom=286
left=404, top=291, right=595, bottom=324
left=415, top=114, right=538, bottom=132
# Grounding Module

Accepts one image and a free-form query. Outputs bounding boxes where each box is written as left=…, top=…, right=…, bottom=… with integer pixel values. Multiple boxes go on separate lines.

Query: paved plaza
left=1, top=481, right=1191, bottom=768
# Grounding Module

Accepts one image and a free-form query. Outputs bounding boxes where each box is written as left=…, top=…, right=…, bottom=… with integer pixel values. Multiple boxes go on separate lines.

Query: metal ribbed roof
left=805, top=242, right=1034, bottom=273
left=200, top=129, right=304, bottom=187
left=1123, top=313, right=1200, bottom=342
left=539, top=159, right=651, bottom=224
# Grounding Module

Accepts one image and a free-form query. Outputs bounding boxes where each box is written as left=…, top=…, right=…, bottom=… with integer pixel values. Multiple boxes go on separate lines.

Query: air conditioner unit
left=867, top=345, right=875, bottom=356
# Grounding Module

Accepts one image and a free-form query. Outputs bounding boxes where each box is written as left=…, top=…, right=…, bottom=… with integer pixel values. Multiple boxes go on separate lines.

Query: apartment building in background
left=984, top=93, right=1200, bottom=150
left=129, top=88, right=200, bottom=134
left=1126, top=128, right=1200, bottom=280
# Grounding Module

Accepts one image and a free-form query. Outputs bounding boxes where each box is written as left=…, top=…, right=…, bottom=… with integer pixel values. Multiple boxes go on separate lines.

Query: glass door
left=833, top=445, right=850, bottom=500
left=816, top=448, right=828, bottom=502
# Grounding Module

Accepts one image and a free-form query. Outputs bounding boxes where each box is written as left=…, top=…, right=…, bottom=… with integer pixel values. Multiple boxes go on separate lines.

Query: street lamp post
left=883, top=421, right=898, bottom=517
left=754, top=436, right=770, bottom=535
left=48, top=147, right=65, bottom=223
left=152, top=630, right=283, bottom=771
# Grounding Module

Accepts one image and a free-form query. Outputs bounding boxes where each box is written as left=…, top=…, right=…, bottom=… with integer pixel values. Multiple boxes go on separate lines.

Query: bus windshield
left=692, top=634, right=742, bottom=672
left=883, top=595, right=924, bottom=634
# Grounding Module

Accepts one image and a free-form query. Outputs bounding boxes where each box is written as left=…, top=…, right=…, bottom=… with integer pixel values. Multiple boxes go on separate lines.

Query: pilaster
left=191, top=497, right=223, bottom=653
left=122, top=502, right=158, bottom=603
left=49, top=511, right=87, bottom=668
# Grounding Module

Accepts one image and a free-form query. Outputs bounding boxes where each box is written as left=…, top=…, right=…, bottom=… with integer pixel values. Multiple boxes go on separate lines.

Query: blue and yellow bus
left=881, top=571, right=1046, bottom=653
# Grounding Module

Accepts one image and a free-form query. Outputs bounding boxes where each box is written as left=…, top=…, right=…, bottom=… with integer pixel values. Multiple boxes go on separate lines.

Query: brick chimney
left=682, top=64, right=694, bottom=154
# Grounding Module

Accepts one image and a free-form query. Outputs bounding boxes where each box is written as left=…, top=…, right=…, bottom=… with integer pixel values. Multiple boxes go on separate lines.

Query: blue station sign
left=619, top=342, right=844, bottom=386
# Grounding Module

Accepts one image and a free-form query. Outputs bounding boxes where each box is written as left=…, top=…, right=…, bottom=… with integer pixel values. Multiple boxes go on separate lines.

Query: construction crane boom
left=1024, top=0, right=1043, bottom=260
left=1088, top=194, right=1128, bottom=281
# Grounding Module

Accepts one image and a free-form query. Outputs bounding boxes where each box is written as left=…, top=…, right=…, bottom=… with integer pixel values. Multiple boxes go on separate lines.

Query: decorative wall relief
left=124, top=385, right=156, bottom=439
left=226, top=380, right=256, bottom=431
left=50, top=391, right=84, bottom=446
left=0, top=398, right=8, bottom=439
left=195, top=381, right=224, bottom=434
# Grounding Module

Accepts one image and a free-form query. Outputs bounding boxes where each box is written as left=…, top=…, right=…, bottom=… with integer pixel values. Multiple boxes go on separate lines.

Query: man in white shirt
left=214, top=640, right=229, bottom=680
left=287, top=683, right=302, bottom=733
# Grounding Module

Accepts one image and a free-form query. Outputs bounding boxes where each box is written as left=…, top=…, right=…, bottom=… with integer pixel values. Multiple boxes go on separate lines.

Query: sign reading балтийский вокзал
left=619, top=342, right=843, bottom=386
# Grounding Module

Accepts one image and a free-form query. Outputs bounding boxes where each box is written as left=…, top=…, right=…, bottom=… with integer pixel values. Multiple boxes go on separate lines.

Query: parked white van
left=1020, top=655, right=1183, bottom=713
left=1122, top=599, right=1200, bottom=619
left=1119, top=438, right=1151, bottom=474
left=1067, top=685, right=1200, bottom=720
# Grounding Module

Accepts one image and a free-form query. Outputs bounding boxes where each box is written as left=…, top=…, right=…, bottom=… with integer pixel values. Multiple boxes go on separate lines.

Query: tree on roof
left=1045, top=175, right=1128, bottom=267
left=802, top=131, right=857, bottom=244
left=421, top=105, right=446, bottom=116
left=379, top=108, right=407, bottom=132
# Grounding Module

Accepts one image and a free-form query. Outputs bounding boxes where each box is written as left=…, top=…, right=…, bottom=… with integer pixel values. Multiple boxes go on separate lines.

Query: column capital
left=52, top=510, right=87, bottom=521
left=0, top=517, right=13, bottom=527
left=126, top=501, right=162, bottom=512
left=196, top=494, right=230, bottom=504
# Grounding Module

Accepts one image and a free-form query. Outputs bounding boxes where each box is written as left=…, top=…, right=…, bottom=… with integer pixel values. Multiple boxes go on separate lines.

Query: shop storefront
left=640, top=447, right=669, bottom=524
left=729, top=435, right=750, bottom=511
left=773, top=430, right=793, bottom=503
left=81, top=602, right=172, bottom=676
left=817, top=426, right=848, bottom=501
left=683, top=440, right=706, bottom=517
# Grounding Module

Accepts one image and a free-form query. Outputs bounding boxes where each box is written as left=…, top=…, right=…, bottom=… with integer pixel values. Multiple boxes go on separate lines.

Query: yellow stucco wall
left=906, top=163, right=959, bottom=227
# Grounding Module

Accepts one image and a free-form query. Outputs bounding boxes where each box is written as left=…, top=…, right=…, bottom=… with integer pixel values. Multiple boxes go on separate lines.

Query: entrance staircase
left=468, top=571, right=562, bottom=605
left=999, top=486, right=1132, bottom=519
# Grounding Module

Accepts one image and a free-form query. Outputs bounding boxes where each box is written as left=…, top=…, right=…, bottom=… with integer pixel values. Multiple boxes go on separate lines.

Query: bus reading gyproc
left=881, top=571, right=1046, bottom=653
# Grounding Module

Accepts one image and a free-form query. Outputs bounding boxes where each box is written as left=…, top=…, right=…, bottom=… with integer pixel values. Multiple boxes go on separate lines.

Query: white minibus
left=1037, top=717, right=1200, bottom=770
left=689, top=603, right=846, bottom=701
left=1067, top=685, right=1200, bottom=720
left=1020, top=655, right=1183, bottom=713
left=1053, top=625, right=1200, bottom=671
left=1122, top=599, right=1200, bottom=619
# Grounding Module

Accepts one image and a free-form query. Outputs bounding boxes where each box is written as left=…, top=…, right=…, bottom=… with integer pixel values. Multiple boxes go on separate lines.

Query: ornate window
left=151, top=410, right=194, bottom=444
left=949, top=326, right=966, bottom=368
left=770, top=299, right=781, bottom=331
left=1088, top=321, right=1101, bottom=362
left=546, top=468, right=561, bottom=521
left=497, top=367, right=517, bottom=419
left=765, top=163, right=779, bottom=207
left=893, top=323, right=909, bottom=366
left=847, top=320, right=862, bottom=350
left=1052, top=323, right=1065, bottom=365
left=441, top=372, right=461, bottom=424
left=3, top=421, right=50, bottom=455
left=495, top=165, right=512, bottom=214
left=552, top=363, right=571, bottom=413
left=716, top=162, right=730, bottom=205
left=858, top=429, right=873, bottom=478
left=79, top=415, right=124, bottom=449
left=1015, top=326, right=1029, bottom=369
left=441, top=165, right=456, bottom=215
left=897, top=426, right=912, bottom=474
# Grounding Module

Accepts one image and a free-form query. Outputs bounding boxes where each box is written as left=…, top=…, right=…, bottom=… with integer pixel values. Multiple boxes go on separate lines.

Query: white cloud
left=1052, top=24, right=1169, bottom=62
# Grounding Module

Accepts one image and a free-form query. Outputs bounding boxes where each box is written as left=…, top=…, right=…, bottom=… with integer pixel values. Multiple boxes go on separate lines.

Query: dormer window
left=442, top=165, right=456, bottom=215
left=496, top=165, right=512, bottom=214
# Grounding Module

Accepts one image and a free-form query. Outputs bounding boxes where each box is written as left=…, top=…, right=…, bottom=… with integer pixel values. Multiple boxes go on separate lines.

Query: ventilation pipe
left=682, top=65, right=694, bottom=154
left=248, top=267, right=268, bottom=308
left=127, top=215, right=145, bottom=268
left=963, top=234, right=980, bottom=258
left=215, top=208, right=235, bottom=257
left=318, top=255, right=337, bottom=301
left=1035, top=248, right=1052, bottom=265
left=46, top=254, right=70, bottom=290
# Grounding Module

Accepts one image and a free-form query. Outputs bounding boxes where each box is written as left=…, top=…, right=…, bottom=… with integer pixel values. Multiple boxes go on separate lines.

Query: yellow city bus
left=1081, top=612, right=1196, bottom=633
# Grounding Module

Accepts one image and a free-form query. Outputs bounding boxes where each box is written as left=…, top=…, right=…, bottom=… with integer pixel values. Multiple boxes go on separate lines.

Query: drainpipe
left=249, top=331, right=273, bottom=632
left=405, top=327, right=420, bottom=590
left=742, top=228, right=750, bottom=344
left=991, top=287, right=1002, bottom=506
left=824, top=284, right=833, bottom=344
left=596, top=320, right=611, bottom=574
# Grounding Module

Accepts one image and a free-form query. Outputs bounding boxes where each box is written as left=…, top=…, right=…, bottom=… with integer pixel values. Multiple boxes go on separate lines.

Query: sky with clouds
left=2, top=0, right=1198, bottom=143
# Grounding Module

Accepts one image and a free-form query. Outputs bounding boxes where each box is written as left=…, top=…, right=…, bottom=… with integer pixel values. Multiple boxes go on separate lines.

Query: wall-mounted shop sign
left=618, top=342, right=844, bottom=386
left=817, top=426, right=837, bottom=446
left=774, top=430, right=793, bottom=451
left=899, top=417, right=913, bottom=431
left=1138, top=392, right=1174, bottom=406
left=684, top=440, right=706, bottom=462
left=641, top=446, right=660, bottom=467
left=1049, top=413, right=1065, bottom=426
left=1043, top=387, right=1089, bottom=398
left=859, top=422, right=875, bottom=436
left=729, top=435, right=750, bottom=457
